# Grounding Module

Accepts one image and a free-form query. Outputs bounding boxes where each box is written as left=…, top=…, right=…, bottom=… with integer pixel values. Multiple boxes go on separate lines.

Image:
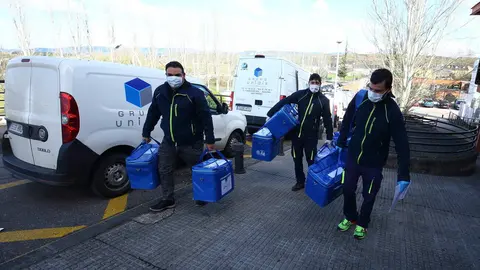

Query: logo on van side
left=254, top=68, right=263, bottom=77
left=125, top=78, right=153, bottom=108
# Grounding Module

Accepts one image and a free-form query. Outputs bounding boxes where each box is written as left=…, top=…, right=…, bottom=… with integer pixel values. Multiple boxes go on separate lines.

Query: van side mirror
left=221, top=103, right=229, bottom=114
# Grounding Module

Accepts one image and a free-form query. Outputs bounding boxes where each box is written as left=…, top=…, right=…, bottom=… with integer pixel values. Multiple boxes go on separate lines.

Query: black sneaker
left=291, top=183, right=305, bottom=192
left=195, top=200, right=208, bottom=207
left=150, top=200, right=176, bottom=212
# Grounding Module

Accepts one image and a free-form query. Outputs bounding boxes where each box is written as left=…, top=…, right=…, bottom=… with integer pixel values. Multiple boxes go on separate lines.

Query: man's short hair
left=370, top=68, right=393, bottom=89
left=309, top=73, right=322, bottom=82
left=165, top=61, right=185, bottom=74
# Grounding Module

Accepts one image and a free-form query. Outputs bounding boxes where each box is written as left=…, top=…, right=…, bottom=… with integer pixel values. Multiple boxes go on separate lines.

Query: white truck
left=230, top=55, right=310, bottom=134
left=2, top=56, right=247, bottom=198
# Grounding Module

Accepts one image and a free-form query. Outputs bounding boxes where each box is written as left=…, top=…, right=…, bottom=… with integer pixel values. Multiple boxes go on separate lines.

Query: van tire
left=91, top=153, right=131, bottom=198
left=224, top=130, right=244, bottom=158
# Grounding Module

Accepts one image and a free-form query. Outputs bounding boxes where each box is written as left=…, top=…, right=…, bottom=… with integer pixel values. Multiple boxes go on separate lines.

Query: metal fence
left=400, top=114, right=479, bottom=154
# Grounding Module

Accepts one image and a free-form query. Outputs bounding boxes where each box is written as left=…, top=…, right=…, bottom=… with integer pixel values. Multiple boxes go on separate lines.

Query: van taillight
left=280, top=95, right=286, bottom=100
left=60, top=92, right=80, bottom=143
left=230, top=91, right=234, bottom=111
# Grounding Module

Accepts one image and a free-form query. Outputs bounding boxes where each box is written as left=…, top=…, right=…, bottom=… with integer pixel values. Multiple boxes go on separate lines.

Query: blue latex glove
left=389, top=180, right=411, bottom=212
left=396, top=180, right=410, bottom=200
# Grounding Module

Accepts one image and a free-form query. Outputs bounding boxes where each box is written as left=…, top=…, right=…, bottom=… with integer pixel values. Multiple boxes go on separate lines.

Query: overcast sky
left=0, top=0, right=479, bottom=57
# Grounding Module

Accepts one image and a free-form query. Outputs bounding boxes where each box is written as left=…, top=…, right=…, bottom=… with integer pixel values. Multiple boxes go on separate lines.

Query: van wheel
left=91, top=153, right=130, bottom=198
left=224, top=130, right=244, bottom=158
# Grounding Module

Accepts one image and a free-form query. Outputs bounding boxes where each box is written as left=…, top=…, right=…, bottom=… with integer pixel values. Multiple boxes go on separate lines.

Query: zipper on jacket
left=191, top=123, right=195, bottom=135
left=169, top=94, right=180, bottom=143
left=357, top=105, right=376, bottom=164
left=298, top=94, right=314, bottom=138
left=169, top=93, right=191, bottom=143
left=309, top=103, right=314, bottom=115
left=369, top=117, right=376, bottom=134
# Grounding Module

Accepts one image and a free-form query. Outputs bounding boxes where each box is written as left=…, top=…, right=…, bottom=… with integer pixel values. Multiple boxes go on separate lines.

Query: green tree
left=338, top=41, right=348, bottom=80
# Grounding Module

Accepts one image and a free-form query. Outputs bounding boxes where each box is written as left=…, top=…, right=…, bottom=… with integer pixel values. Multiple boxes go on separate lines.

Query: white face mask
left=166, top=76, right=183, bottom=88
left=367, top=89, right=385, bottom=103
left=309, top=84, right=320, bottom=93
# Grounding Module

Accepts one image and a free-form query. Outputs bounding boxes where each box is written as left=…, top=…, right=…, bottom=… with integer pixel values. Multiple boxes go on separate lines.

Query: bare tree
left=369, top=0, right=463, bottom=112
left=108, top=17, right=117, bottom=62
left=67, top=0, right=83, bottom=57
left=48, top=6, right=64, bottom=57
left=10, top=0, right=32, bottom=56
left=81, top=0, right=93, bottom=57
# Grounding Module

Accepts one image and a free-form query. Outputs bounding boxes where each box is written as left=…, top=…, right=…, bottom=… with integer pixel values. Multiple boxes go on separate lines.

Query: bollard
left=278, top=137, right=285, bottom=156
left=232, top=142, right=246, bottom=174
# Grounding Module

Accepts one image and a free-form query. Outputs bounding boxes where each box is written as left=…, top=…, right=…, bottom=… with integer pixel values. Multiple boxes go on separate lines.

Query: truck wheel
left=91, top=153, right=131, bottom=198
left=224, top=130, right=244, bottom=158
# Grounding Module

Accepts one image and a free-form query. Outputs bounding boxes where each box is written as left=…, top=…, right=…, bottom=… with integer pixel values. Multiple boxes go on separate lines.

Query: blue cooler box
left=314, top=143, right=336, bottom=164
left=252, top=128, right=281, bottom=162
left=264, top=104, right=299, bottom=139
left=192, top=151, right=234, bottom=203
left=305, top=149, right=346, bottom=207
left=126, top=143, right=160, bottom=190
left=333, top=132, right=340, bottom=145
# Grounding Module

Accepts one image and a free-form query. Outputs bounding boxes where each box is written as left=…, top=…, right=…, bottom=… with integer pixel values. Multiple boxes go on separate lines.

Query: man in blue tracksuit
left=267, top=73, right=334, bottom=192
left=142, top=61, right=215, bottom=212
left=336, top=69, right=410, bottom=240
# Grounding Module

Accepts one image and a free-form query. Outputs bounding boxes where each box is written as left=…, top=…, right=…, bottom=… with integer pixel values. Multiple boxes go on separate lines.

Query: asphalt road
left=0, top=128, right=292, bottom=265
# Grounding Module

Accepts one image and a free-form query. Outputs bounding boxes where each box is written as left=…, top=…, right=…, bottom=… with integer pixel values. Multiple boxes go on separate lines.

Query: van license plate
left=236, top=105, right=252, bottom=112
left=9, top=123, right=24, bottom=136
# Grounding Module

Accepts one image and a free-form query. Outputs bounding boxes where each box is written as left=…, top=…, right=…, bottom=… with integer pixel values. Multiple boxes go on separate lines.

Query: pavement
left=0, top=128, right=292, bottom=266
left=3, top=149, right=478, bottom=269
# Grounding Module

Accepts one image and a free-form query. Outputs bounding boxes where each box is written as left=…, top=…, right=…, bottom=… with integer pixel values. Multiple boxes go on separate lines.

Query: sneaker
left=149, top=200, right=176, bottom=212
left=337, top=219, right=355, bottom=232
left=291, top=183, right=305, bottom=191
left=195, top=200, right=208, bottom=207
left=353, top=225, right=367, bottom=240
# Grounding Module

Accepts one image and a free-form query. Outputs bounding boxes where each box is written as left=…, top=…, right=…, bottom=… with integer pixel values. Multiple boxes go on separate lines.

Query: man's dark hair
left=309, top=73, right=322, bottom=82
left=370, top=68, right=393, bottom=89
left=165, top=61, right=185, bottom=74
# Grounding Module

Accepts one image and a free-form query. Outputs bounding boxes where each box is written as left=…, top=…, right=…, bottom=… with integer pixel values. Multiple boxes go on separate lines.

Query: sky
left=0, top=0, right=479, bottom=57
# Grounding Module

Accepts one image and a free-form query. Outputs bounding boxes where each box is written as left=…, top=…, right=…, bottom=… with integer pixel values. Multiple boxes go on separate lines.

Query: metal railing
left=395, top=114, right=479, bottom=154
left=447, top=111, right=480, bottom=129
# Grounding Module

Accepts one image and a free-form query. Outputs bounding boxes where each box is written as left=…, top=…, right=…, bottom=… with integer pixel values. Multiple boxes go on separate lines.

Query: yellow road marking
left=0, top=180, right=30, bottom=190
left=0, top=226, right=86, bottom=243
left=102, top=194, right=129, bottom=220
left=246, top=141, right=252, bottom=147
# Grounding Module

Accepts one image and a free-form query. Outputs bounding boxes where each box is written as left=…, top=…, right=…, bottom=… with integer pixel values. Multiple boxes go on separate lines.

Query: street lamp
left=332, top=40, right=343, bottom=126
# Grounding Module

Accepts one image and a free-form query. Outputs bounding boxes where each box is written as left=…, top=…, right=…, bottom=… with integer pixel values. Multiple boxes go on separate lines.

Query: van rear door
left=28, top=60, right=63, bottom=169
left=233, top=58, right=281, bottom=117
left=4, top=58, right=34, bottom=164
left=5, top=57, right=62, bottom=169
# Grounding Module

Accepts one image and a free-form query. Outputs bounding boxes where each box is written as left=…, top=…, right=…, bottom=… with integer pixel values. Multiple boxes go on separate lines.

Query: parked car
left=436, top=100, right=450, bottom=109
left=422, top=98, right=435, bottom=108
left=2, top=56, right=247, bottom=198
left=453, top=99, right=466, bottom=110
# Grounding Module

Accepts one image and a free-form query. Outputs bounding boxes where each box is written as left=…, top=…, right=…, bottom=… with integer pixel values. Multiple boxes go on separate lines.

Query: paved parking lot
left=0, top=127, right=292, bottom=264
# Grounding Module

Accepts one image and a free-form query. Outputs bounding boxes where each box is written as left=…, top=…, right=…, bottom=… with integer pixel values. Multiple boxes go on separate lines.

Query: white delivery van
left=2, top=56, right=246, bottom=198
left=231, top=55, right=310, bottom=134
